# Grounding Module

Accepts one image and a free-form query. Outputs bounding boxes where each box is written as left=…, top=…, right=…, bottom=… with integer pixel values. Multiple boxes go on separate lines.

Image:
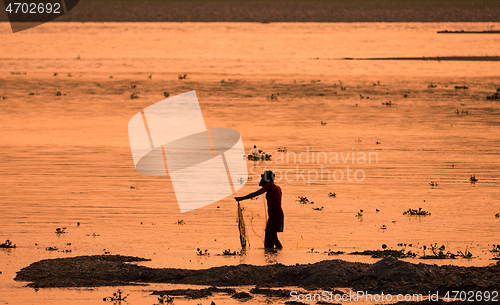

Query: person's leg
left=264, top=222, right=274, bottom=248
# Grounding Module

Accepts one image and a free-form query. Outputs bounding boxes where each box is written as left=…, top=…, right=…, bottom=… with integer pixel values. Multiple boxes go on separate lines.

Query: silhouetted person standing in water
left=235, top=170, right=283, bottom=249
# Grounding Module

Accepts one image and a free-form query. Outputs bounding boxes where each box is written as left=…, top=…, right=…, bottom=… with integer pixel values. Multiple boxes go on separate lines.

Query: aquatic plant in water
left=0, top=239, right=16, bottom=248
left=297, top=196, right=311, bottom=204
left=155, top=294, right=174, bottom=304
left=197, top=248, right=210, bottom=256
left=403, top=208, right=431, bottom=216
left=222, top=249, right=238, bottom=256
left=103, top=290, right=128, bottom=302
left=372, top=244, right=416, bottom=258
left=486, top=88, right=500, bottom=100
left=55, top=227, right=66, bottom=234
left=328, top=192, right=336, bottom=198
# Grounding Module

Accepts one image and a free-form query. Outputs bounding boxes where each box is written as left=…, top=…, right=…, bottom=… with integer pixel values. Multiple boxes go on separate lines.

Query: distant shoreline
left=1, top=0, right=500, bottom=23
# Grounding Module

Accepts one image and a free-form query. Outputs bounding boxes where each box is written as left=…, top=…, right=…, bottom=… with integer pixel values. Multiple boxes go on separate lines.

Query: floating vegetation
left=55, top=227, right=66, bottom=234
left=247, top=148, right=271, bottom=161
left=196, top=248, right=210, bottom=256
left=470, top=174, right=478, bottom=184
left=403, top=93, right=408, bottom=98
left=297, top=196, right=311, bottom=204
left=376, top=141, right=381, bottom=144
left=148, top=74, right=152, bottom=79
left=312, top=206, right=323, bottom=211
left=53, top=73, right=58, bottom=76
left=109, top=76, right=113, bottom=78
left=178, top=74, right=187, bottom=80
left=380, top=225, right=387, bottom=230
left=277, top=147, right=287, bottom=153
left=490, top=245, right=500, bottom=257
left=429, top=181, right=438, bottom=187
left=486, top=88, right=500, bottom=100
left=422, top=244, right=454, bottom=259
left=29, top=92, right=35, bottom=95
left=130, top=84, right=136, bottom=88
left=320, top=121, right=327, bottom=125
left=56, top=92, right=62, bottom=96
left=222, top=249, right=238, bottom=256
left=177, top=219, right=185, bottom=225
left=267, top=93, right=279, bottom=100
left=356, top=209, right=363, bottom=217
left=455, top=109, right=469, bottom=115
left=403, top=208, right=431, bottom=216
left=495, top=213, right=500, bottom=218
left=328, top=192, right=336, bottom=198
left=45, top=246, right=58, bottom=251
left=103, top=290, right=128, bottom=302
left=457, top=246, right=473, bottom=259
left=155, top=294, right=174, bottom=304
left=428, top=83, right=437, bottom=88
left=382, top=101, right=396, bottom=106
left=376, top=208, right=380, bottom=212
left=454, top=85, right=468, bottom=89
left=326, top=249, right=345, bottom=255
left=130, top=93, right=139, bottom=99
left=308, top=248, right=319, bottom=253
left=372, top=244, right=416, bottom=258
left=0, top=239, right=16, bottom=248
left=163, top=91, right=169, bottom=98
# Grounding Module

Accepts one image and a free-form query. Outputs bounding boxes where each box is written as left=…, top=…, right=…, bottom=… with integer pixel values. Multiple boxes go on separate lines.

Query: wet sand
left=14, top=255, right=500, bottom=297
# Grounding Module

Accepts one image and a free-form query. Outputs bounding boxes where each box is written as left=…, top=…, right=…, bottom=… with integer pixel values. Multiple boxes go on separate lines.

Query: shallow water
left=0, top=22, right=500, bottom=304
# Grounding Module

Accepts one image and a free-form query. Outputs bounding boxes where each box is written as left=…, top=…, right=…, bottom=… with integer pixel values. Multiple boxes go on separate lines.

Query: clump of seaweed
left=422, top=244, right=455, bottom=259
left=456, top=246, right=473, bottom=259
left=325, top=249, right=345, bottom=255
left=0, top=239, right=16, bottom=248
left=297, top=196, right=311, bottom=204
left=328, top=192, right=336, bottom=197
left=490, top=244, right=500, bottom=257
left=470, top=175, right=478, bottom=184
left=372, top=244, right=416, bottom=258
left=247, top=148, right=271, bottom=161
left=103, top=289, right=128, bottom=302
left=267, top=93, right=279, bottom=101
left=155, top=294, right=174, bottom=304
left=382, top=101, right=396, bottom=106
left=486, top=88, right=500, bottom=100
left=55, top=227, right=66, bottom=234
left=403, top=208, right=431, bottom=216
left=222, top=249, right=239, bottom=256
left=197, top=248, right=210, bottom=256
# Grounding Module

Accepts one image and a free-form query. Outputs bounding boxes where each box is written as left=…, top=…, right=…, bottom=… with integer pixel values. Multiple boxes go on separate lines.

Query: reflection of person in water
left=235, top=170, right=283, bottom=249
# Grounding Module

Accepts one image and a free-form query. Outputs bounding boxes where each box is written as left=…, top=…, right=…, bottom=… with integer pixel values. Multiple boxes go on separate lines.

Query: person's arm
left=235, top=188, right=266, bottom=202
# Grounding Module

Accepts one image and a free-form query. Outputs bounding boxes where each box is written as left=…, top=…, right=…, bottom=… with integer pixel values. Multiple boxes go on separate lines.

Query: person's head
left=259, top=170, right=275, bottom=186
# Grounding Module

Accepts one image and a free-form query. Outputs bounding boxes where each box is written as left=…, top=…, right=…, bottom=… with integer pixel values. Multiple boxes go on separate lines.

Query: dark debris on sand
left=15, top=255, right=500, bottom=296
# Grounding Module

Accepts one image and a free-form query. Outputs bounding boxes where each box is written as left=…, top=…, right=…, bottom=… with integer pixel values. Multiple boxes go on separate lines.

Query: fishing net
left=237, top=201, right=247, bottom=249
left=237, top=197, right=268, bottom=249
